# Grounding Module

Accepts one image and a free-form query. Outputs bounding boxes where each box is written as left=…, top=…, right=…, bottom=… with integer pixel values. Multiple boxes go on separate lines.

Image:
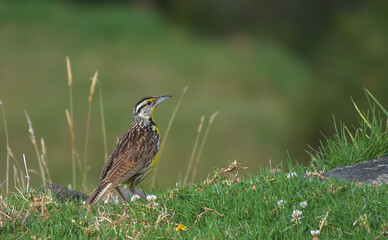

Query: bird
left=85, top=95, right=171, bottom=205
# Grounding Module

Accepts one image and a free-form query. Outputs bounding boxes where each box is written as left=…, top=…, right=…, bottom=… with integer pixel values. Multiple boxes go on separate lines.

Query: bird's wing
left=99, top=129, right=131, bottom=181
left=99, top=127, right=158, bottom=184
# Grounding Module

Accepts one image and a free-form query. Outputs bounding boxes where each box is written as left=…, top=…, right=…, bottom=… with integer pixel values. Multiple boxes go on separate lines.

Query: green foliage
left=1, top=163, right=387, bottom=239
left=2, top=0, right=388, bottom=189
left=309, top=89, right=388, bottom=170
left=0, top=0, right=316, bottom=188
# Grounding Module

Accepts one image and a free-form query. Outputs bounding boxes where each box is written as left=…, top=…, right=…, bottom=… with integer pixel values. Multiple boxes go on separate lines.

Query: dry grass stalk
left=0, top=180, right=6, bottom=194
left=20, top=210, right=30, bottom=227
left=152, top=86, right=188, bottom=187
left=306, top=164, right=328, bottom=180
left=0, top=195, right=11, bottom=227
left=206, top=160, right=248, bottom=185
left=66, top=56, right=72, bottom=86
left=66, top=57, right=78, bottom=189
left=190, top=111, right=218, bottom=183
left=83, top=71, right=99, bottom=189
left=7, top=146, right=22, bottom=170
left=25, top=111, right=46, bottom=186
left=7, top=147, right=24, bottom=194
left=269, top=159, right=281, bottom=175
left=20, top=170, right=25, bottom=191
left=318, top=211, right=329, bottom=234
left=1, top=100, right=10, bottom=195
left=13, top=165, right=21, bottom=190
left=183, top=115, right=204, bottom=186
left=6, top=153, right=9, bottom=195
left=23, top=154, right=30, bottom=191
left=97, top=81, right=108, bottom=159
left=194, top=206, right=223, bottom=224
left=154, top=209, right=172, bottom=229
left=66, top=109, right=79, bottom=189
left=40, top=138, right=52, bottom=184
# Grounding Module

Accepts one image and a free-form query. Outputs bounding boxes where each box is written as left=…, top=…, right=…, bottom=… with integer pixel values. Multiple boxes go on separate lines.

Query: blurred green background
left=1, top=0, right=387, bottom=191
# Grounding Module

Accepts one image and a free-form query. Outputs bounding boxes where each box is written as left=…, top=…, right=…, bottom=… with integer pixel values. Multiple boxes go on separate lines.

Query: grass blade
left=364, top=88, right=388, bottom=117
left=351, top=97, right=371, bottom=129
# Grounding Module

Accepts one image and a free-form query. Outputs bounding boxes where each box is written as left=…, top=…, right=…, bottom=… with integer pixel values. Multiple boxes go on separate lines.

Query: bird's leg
left=129, top=184, right=146, bottom=200
left=115, top=187, right=127, bottom=202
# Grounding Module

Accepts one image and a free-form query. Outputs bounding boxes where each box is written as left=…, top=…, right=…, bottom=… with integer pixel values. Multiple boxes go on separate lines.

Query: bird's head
left=133, top=95, right=172, bottom=123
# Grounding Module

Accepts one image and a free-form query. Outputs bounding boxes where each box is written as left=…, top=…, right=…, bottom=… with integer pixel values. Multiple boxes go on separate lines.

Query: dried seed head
left=24, top=111, right=35, bottom=142
left=41, top=138, right=46, bottom=154
left=66, top=56, right=72, bottom=87
left=209, top=111, right=218, bottom=125
left=198, top=115, right=205, bottom=133
left=88, top=71, right=98, bottom=103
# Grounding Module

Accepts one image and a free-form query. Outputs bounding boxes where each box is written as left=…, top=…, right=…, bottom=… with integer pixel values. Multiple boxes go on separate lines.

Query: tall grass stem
left=6, top=153, right=9, bottom=195
left=23, top=154, right=30, bottom=191
left=0, top=100, right=10, bottom=194
left=190, top=111, right=218, bottom=184
left=97, top=81, right=108, bottom=160
left=151, top=86, right=188, bottom=187
left=40, top=138, right=52, bottom=184
left=183, top=115, right=204, bottom=186
left=25, top=111, right=46, bottom=186
left=66, top=57, right=77, bottom=189
left=83, top=71, right=98, bottom=189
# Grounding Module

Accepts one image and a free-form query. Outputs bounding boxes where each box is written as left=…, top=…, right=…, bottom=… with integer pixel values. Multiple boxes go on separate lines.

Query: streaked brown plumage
left=85, top=95, right=171, bottom=205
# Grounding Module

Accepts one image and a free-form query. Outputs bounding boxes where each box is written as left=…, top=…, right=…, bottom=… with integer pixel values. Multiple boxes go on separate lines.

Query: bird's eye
left=147, top=101, right=151, bottom=105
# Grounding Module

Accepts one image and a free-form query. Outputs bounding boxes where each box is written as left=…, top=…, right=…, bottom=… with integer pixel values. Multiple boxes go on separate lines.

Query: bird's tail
left=85, top=182, right=112, bottom=206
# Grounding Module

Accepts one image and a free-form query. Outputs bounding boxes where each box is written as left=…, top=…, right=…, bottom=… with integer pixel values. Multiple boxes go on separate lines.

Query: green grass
left=1, top=91, right=388, bottom=238
left=309, top=89, right=388, bottom=170
left=1, top=162, right=387, bottom=239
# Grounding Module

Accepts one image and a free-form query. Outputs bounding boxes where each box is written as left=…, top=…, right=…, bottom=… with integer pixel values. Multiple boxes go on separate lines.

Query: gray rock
left=39, top=184, right=88, bottom=201
left=38, top=184, right=146, bottom=202
left=320, top=156, right=388, bottom=185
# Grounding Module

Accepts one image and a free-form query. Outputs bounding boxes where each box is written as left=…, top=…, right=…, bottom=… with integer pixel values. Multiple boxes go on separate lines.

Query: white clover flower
left=310, top=230, right=320, bottom=236
left=131, top=194, right=141, bottom=202
left=292, top=209, right=302, bottom=216
left=146, top=195, right=157, bottom=202
left=287, top=172, right=298, bottom=179
left=300, top=201, right=308, bottom=208
left=277, top=200, right=286, bottom=206
left=291, top=209, right=303, bottom=224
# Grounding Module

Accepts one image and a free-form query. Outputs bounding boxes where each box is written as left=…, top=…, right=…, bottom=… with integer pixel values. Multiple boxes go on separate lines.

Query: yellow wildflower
left=175, top=224, right=187, bottom=232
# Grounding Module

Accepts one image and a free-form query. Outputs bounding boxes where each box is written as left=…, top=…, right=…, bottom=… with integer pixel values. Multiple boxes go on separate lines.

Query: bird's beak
left=155, top=95, right=172, bottom=105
